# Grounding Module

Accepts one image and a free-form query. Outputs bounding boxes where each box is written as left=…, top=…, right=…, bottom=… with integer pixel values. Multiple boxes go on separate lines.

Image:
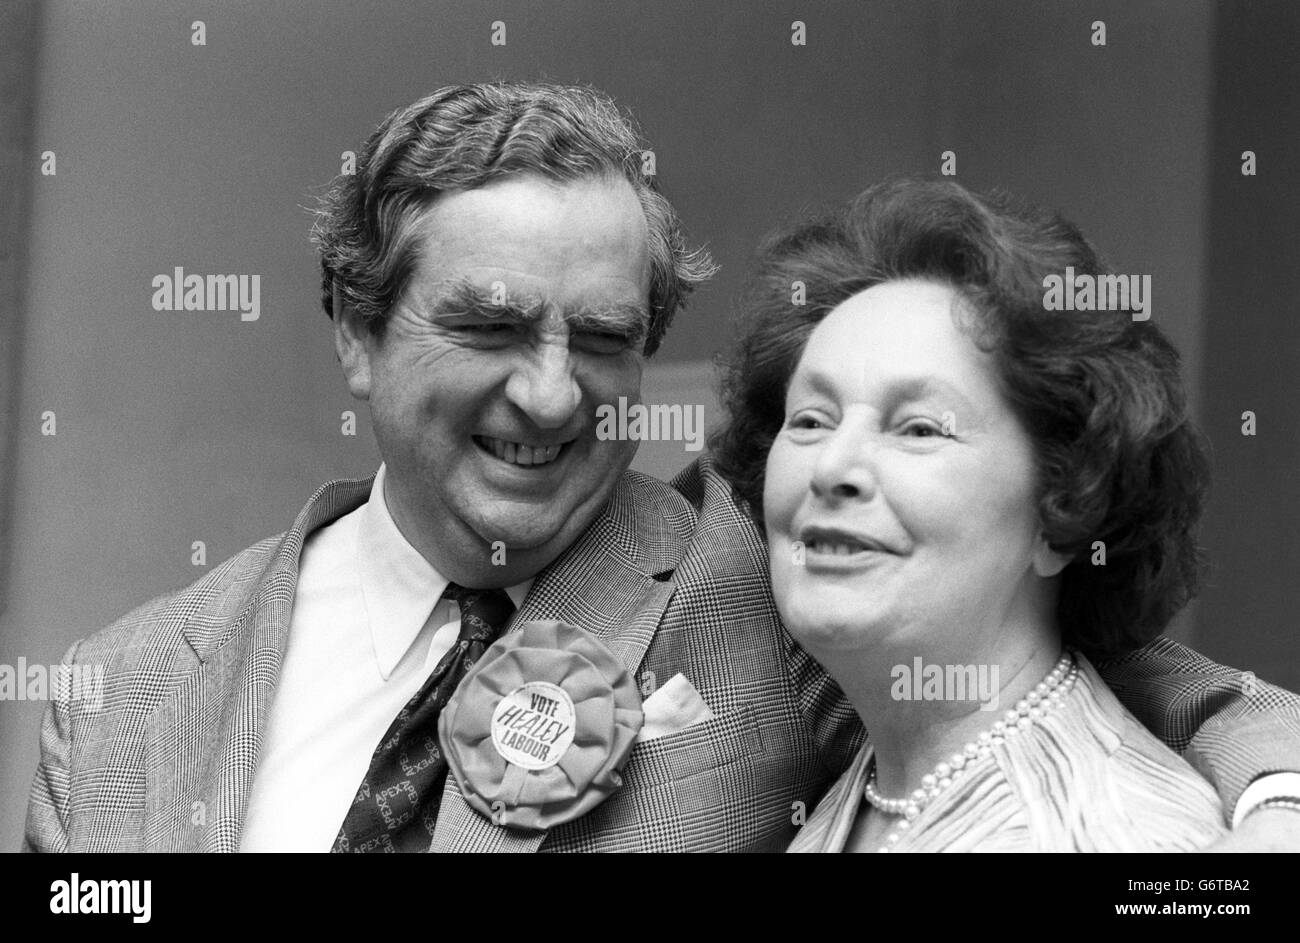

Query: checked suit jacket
left=24, top=456, right=1300, bottom=852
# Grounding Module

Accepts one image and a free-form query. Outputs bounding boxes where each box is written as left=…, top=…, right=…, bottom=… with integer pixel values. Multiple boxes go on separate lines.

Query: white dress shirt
left=240, top=465, right=529, bottom=852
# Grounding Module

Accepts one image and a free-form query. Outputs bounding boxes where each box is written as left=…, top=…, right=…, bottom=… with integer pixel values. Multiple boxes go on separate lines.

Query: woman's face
left=764, top=279, right=1055, bottom=659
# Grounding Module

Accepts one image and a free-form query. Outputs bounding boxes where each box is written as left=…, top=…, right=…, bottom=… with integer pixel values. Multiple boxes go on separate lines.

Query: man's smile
left=473, top=434, right=573, bottom=468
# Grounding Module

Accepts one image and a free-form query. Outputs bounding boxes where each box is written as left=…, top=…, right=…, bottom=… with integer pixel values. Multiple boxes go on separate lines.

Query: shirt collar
left=357, top=464, right=531, bottom=679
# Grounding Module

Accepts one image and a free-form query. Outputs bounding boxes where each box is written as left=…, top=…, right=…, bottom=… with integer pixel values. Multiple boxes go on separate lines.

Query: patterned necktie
left=332, top=583, right=516, bottom=853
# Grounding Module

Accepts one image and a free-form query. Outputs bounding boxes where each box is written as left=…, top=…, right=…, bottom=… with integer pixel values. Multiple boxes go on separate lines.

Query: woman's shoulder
left=993, top=654, right=1228, bottom=851
left=787, top=653, right=1230, bottom=853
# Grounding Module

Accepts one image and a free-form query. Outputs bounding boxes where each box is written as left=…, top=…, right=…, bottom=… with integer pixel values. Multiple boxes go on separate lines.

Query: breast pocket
left=539, top=702, right=783, bottom=851
left=621, top=703, right=766, bottom=787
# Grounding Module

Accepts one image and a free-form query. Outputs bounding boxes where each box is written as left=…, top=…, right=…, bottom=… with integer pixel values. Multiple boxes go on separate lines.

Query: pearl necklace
left=863, top=650, right=1079, bottom=852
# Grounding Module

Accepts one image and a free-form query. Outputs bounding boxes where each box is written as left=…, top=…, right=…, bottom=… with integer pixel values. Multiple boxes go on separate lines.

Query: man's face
left=341, top=173, right=651, bottom=585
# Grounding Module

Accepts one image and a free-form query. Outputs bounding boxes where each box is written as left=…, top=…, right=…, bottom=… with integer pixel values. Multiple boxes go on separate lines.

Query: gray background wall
left=2, top=0, right=1295, bottom=849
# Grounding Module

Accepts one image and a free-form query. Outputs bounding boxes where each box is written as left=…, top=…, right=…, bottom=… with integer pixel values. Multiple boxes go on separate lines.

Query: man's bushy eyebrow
left=566, top=305, right=649, bottom=343
left=427, top=281, right=546, bottom=321
left=424, top=279, right=650, bottom=344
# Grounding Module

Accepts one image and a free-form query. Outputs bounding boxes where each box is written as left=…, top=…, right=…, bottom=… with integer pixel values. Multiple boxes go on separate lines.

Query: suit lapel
left=430, top=473, right=688, bottom=853
left=143, top=477, right=375, bottom=851
left=143, top=586, right=291, bottom=851
left=510, top=471, right=686, bottom=676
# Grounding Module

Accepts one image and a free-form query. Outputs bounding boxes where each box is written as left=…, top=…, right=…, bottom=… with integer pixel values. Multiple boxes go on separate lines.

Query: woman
left=713, top=179, right=1227, bottom=852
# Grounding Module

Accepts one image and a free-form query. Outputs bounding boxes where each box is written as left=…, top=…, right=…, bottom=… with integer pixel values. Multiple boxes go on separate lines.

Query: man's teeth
left=479, top=436, right=563, bottom=466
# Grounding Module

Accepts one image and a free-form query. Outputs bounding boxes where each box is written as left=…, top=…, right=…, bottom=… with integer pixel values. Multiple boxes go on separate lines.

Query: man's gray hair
left=312, top=82, right=716, bottom=356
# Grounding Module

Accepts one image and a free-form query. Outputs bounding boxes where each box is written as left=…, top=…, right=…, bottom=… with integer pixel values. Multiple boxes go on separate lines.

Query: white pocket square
left=637, top=673, right=715, bottom=742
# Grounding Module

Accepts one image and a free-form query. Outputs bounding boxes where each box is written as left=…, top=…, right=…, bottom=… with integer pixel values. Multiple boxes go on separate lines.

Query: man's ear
left=1031, top=533, right=1071, bottom=579
left=333, top=283, right=373, bottom=401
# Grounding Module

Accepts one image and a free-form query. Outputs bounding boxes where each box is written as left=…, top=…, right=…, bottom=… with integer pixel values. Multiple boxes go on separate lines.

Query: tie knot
left=442, top=583, right=515, bottom=644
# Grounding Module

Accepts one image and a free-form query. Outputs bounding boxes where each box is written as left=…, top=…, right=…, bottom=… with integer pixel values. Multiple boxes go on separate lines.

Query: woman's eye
left=900, top=419, right=947, bottom=438
left=787, top=414, right=825, bottom=431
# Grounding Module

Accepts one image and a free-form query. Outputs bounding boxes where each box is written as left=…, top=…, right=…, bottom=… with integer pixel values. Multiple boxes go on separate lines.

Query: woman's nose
left=504, top=340, right=582, bottom=429
left=809, top=423, right=878, bottom=503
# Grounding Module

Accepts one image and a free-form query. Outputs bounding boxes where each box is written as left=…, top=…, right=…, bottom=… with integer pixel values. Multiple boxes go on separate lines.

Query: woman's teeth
left=477, top=435, right=563, bottom=466
left=808, top=539, right=867, bottom=555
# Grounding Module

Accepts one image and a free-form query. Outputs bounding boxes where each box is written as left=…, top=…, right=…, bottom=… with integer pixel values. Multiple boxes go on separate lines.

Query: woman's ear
left=333, top=283, right=373, bottom=401
left=1032, top=534, right=1071, bottom=578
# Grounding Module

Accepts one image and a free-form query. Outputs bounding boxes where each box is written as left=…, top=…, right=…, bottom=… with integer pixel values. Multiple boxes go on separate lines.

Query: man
left=25, top=82, right=1300, bottom=852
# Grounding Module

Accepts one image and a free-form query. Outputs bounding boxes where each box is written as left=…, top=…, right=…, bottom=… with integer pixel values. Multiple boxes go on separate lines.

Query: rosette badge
left=439, top=620, right=645, bottom=831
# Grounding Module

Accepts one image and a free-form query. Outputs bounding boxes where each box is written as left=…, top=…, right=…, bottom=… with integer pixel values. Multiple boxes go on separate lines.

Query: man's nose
left=809, top=420, right=879, bottom=504
left=504, top=340, right=582, bottom=429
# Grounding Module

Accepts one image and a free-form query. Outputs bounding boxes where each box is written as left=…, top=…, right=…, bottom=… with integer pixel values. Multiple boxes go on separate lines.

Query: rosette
left=438, top=619, right=644, bottom=831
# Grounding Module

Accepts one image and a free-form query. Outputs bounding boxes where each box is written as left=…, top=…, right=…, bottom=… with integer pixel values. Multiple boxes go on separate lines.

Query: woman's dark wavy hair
left=711, top=178, right=1210, bottom=660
